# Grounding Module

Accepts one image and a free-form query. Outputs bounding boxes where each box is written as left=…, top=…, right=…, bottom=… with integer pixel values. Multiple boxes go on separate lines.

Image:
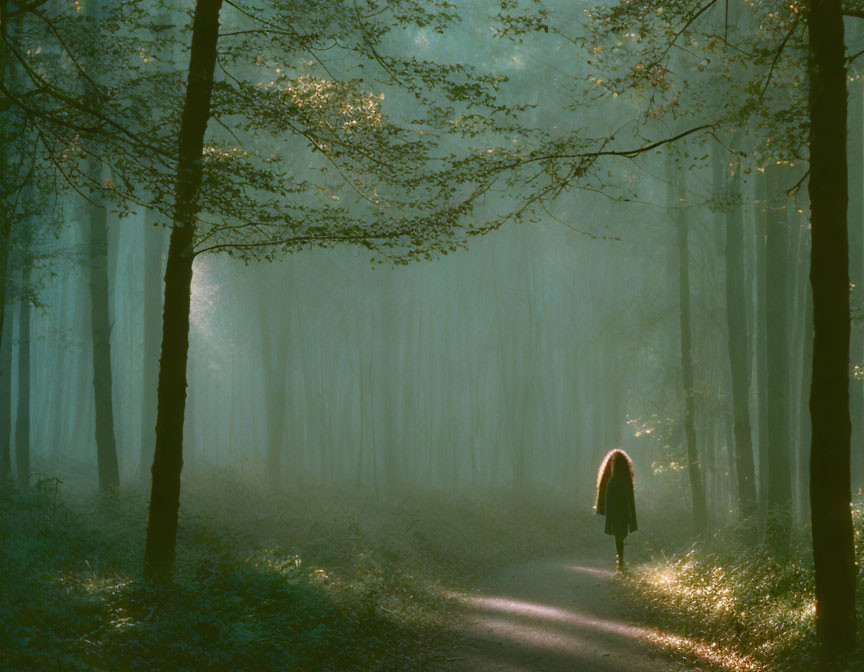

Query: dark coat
left=603, top=476, right=637, bottom=537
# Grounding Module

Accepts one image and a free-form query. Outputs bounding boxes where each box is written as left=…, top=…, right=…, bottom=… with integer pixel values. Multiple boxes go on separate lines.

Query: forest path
left=440, top=554, right=689, bottom=672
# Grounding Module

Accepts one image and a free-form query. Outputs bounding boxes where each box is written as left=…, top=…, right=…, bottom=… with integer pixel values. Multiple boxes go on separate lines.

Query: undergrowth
left=621, top=502, right=864, bottom=672
left=0, top=467, right=591, bottom=671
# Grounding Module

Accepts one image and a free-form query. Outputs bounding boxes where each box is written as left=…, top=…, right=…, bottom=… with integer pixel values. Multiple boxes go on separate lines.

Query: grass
left=0, top=466, right=592, bottom=671
left=619, top=502, right=864, bottom=672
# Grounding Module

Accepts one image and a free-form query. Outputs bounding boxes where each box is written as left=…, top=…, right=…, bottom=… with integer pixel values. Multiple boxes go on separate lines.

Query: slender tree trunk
left=724, top=413, right=737, bottom=512
left=755, top=173, right=770, bottom=518
left=673, top=158, right=708, bottom=534
left=0, top=0, right=14, bottom=482
left=722, top=154, right=758, bottom=517
left=140, top=213, right=164, bottom=480
left=15, top=266, right=30, bottom=488
left=798, top=274, right=813, bottom=520
left=261, top=287, right=290, bottom=490
left=0, top=303, right=11, bottom=482
left=144, top=0, right=223, bottom=580
left=807, top=0, right=856, bottom=653
left=378, top=272, right=400, bottom=488
left=765, top=166, right=793, bottom=548
left=83, top=181, right=120, bottom=493
left=261, top=326, right=286, bottom=490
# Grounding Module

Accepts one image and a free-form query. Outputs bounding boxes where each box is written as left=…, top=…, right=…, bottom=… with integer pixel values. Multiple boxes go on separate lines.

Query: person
left=596, top=449, right=637, bottom=571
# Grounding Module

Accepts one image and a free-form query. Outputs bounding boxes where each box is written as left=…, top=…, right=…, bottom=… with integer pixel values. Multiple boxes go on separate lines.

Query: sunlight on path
left=442, top=557, right=764, bottom=672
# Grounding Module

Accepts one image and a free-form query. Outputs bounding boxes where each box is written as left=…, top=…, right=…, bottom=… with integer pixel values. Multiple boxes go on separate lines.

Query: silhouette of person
left=596, top=449, right=637, bottom=571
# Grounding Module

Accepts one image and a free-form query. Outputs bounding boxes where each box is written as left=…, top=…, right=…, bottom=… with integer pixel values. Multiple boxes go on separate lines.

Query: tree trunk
left=723, top=154, right=758, bottom=517
left=261, top=319, right=286, bottom=490
left=807, top=0, right=856, bottom=654
left=0, top=302, right=11, bottom=482
left=140, top=212, right=164, bottom=481
left=15, top=266, right=30, bottom=488
left=765, top=166, right=793, bottom=548
left=378, top=272, right=401, bottom=489
left=673, top=159, right=708, bottom=534
left=84, top=177, right=120, bottom=493
left=144, top=0, right=222, bottom=580
left=798, top=271, right=813, bottom=520
left=848, top=78, right=864, bottom=492
left=755, top=172, right=770, bottom=518
left=0, top=2, right=13, bottom=483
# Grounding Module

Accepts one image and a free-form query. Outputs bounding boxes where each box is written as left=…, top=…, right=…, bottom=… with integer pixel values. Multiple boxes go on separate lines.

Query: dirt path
left=441, top=554, right=688, bottom=672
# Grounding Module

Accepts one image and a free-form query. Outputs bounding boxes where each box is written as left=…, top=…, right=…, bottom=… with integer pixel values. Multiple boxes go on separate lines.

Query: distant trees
left=1, top=0, right=154, bottom=491
left=721, top=144, right=759, bottom=521
left=80, top=0, right=120, bottom=494
left=15, top=262, right=31, bottom=487
left=669, top=150, right=708, bottom=534
left=764, top=166, right=794, bottom=548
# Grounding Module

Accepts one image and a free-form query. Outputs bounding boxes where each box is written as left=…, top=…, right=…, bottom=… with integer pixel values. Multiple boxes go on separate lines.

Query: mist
left=1, top=1, right=860, bottom=671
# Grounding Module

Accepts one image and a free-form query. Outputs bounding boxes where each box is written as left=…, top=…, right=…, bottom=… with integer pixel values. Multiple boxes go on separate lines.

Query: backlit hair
left=595, top=449, right=634, bottom=512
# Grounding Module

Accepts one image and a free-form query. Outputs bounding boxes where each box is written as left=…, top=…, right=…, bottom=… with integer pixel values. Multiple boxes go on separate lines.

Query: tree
left=80, top=0, right=119, bottom=494
left=764, top=165, right=793, bottom=548
left=808, top=0, right=855, bottom=654
left=670, top=150, right=708, bottom=534
left=14, top=262, right=30, bottom=487
left=722, top=144, right=759, bottom=520
left=0, top=304, right=11, bottom=483
left=144, top=0, right=224, bottom=579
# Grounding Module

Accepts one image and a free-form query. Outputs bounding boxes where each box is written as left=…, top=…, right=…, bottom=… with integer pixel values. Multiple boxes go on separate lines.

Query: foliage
left=0, top=466, right=591, bottom=671
left=5, top=0, right=540, bottom=264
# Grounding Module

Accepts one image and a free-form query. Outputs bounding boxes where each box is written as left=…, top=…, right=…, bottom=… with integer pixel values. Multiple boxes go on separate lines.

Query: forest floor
left=1, top=464, right=620, bottom=671
left=442, top=554, right=689, bottom=672
left=1, top=464, right=748, bottom=672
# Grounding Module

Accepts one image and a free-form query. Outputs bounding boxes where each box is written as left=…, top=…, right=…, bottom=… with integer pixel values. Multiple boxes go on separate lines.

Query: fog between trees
left=2, top=0, right=863, bottom=666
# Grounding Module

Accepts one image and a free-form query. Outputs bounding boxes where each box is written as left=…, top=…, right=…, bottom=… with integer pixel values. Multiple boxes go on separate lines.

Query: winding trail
left=442, top=555, right=690, bottom=672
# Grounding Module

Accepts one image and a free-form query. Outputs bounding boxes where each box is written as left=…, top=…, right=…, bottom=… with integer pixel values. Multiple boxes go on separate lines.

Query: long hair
left=595, top=449, right=634, bottom=514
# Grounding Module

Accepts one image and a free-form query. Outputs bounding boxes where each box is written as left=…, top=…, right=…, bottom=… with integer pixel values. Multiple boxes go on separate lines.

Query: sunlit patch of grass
left=644, top=630, right=766, bottom=671
left=627, top=546, right=819, bottom=670
left=617, top=508, right=864, bottom=672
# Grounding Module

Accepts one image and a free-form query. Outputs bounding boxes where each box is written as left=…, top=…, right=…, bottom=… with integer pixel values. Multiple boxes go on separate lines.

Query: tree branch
left=759, top=17, right=799, bottom=102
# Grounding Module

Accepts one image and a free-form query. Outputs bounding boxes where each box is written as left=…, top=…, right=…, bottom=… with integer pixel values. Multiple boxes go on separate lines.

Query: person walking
left=596, top=449, right=637, bottom=571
